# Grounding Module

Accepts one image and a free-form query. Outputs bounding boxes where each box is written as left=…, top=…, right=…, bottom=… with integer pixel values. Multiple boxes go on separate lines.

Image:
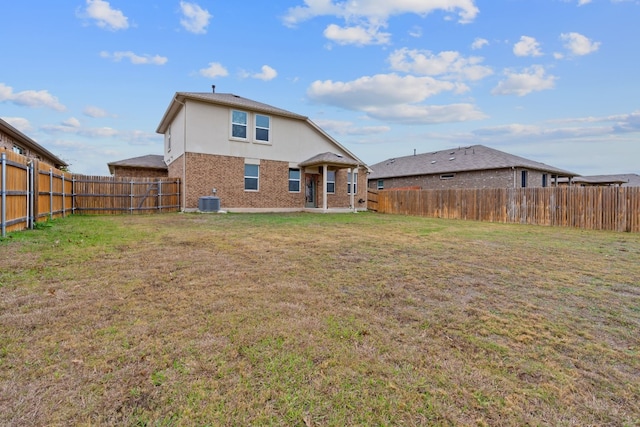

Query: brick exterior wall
left=170, top=152, right=367, bottom=210
left=1, top=130, right=60, bottom=168
left=112, top=167, right=168, bottom=178
left=369, top=168, right=556, bottom=190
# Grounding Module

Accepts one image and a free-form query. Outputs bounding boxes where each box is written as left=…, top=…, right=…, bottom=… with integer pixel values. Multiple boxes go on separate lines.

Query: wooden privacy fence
left=1, top=150, right=180, bottom=237
left=372, top=187, right=640, bottom=232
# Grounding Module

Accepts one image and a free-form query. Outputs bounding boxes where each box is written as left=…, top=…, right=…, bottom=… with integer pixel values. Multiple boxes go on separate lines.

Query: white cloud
left=308, top=74, right=460, bottom=110
left=307, top=73, right=485, bottom=124
left=79, top=0, right=129, bottom=31
left=560, top=32, right=601, bottom=56
left=0, top=117, right=33, bottom=133
left=283, top=0, right=479, bottom=45
left=62, top=117, right=81, bottom=128
left=388, top=48, right=493, bottom=81
left=324, top=23, right=391, bottom=46
left=578, top=0, right=592, bottom=5
left=199, top=62, right=229, bottom=78
left=83, top=106, right=110, bottom=118
left=366, top=103, right=487, bottom=124
left=284, top=0, right=480, bottom=26
left=251, top=65, right=278, bottom=81
left=100, top=51, right=168, bottom=65
left=471, top=37, right=489, bottom=50
left=313, top=119, right=391, bottom=135
left=0, top=83, right=66, bottom=111
left=179, top=1, right=212, bottom=34
left=492, top=65, right=557, bottom=96
left=513, top=36, right=543, bottom=57
left=408, top=26, right=422, bottom=38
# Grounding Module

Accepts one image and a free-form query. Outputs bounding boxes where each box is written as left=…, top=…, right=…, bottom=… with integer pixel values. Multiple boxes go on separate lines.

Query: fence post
left=72, top=176, right=76, bottom=215
left=130, top=180, right=134, bottom=214
left=158, top=179, right=162, bottom=211
left=27, top=161, right=34, bottom=229
left=61, top=174, right=66, bottom=218
left=1, top=152, right=6, bottom=238
left=49, top=168, right=54, bottom=220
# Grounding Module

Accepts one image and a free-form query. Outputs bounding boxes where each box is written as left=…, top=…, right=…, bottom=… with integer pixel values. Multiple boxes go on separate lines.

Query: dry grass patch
left=1, top=212, right=639, bottom=426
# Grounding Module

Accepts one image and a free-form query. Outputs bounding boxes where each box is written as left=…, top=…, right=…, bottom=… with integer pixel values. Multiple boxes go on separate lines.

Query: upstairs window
left=326, top=170, right=336, bottom=194
left=13, top=145, right=25, bottom=155
left=377, top=179, right=384, bottom=190
left=289, top=168, right=300, bottom=192
left=542, top=173, right=548, bottom=188
left=521, top=170, right=528, bottom=188
left=244, top=164, right=259, bottom=191
left=348, top=171, right=358, bottom=195
left=232, top=110, right=248, bottom=139
left=255, top=114, right=270, bottom=143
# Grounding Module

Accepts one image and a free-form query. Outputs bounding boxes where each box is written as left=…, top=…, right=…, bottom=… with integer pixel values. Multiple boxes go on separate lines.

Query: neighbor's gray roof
left=299, top=152, right=361, bottom=168
left=368, top=145, right=576, bottom=179
left=0, top=117, right=68, bottom=167
left=107, top=154, right=167, bottom=174
left=156, top=92, right=306, bottom=134
left=572, top=173, right=640, bottom=186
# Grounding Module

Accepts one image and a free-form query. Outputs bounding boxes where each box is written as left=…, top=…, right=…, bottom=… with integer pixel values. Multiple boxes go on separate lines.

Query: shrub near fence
left=373, top=187, right=640, bottom=232
left=1, top=149, right=181, bottom=237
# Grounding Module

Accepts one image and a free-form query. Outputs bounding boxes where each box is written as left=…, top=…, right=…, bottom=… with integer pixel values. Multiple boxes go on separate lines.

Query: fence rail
left=372, top=187, right=640, bottom=232
left=1, top=150, right=180, bottom=236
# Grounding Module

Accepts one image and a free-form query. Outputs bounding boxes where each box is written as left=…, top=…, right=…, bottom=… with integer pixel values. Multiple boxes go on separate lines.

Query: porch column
left=322, top=164, right=328, bottom=210
left=348, top=168, right=355, bottom=211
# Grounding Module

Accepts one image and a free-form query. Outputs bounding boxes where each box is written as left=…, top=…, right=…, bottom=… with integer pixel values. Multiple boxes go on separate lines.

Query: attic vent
left=431, top=160, right=436, bottom=164
left=449, top=157, right=455, bottom=161
left=450, top=151, right=455, bottom=155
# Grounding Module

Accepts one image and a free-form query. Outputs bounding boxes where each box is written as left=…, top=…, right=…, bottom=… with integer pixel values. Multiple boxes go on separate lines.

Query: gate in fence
left=1, top=151, right=181, bottom=237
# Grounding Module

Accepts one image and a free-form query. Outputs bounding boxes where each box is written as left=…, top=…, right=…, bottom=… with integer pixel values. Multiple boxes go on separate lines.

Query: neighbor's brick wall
left=112, top=167, right=168, bottom=178
left=0, top=129, right=58, bottom=167
left=369, top=168, right=556, bottom=190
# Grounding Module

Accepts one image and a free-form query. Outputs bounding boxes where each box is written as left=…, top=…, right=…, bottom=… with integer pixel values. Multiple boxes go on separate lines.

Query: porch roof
left=299, top=152, right=360, bottom=168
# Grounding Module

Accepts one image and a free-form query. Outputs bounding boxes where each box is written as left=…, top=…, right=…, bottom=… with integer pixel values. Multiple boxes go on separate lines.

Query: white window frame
left=13, top=145, right=25, bottom=155
left=254, top=114, right=271, bottom=144
left=377, top=179, right=384, bottom=190
left=244, top=163, right=259, bottom=191
left=288, top=168, right=301, bottom=193
left=348, top=171, right=358, bottom=195
left=326, top=170, right=336, bottom=194
left=231, top=110, right=249, bottom=141
left=167, top=125, right=171, bottom=152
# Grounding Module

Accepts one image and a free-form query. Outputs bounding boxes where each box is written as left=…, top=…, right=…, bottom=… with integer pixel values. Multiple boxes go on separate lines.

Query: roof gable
left=369, top=145, right=576, bottom=179
left=155, top=91, right=368, bottom=168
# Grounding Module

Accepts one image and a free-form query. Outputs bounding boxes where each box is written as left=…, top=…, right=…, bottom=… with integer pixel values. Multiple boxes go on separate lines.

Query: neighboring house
left=107, top=154, right=168, bottom=178
left=369, top=144, right=577, bottom=190
left=156, top=90, right=369, bottom=212
left=567, top=174, right=640, bottom=187
left=0, top=117, right=67, bottom=169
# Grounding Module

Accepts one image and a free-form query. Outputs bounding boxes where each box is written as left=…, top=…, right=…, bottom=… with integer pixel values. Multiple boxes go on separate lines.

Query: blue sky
left=1, top=0, right=639, bottom=176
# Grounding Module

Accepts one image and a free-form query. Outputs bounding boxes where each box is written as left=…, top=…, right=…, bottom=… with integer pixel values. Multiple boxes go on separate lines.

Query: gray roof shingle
left=368, top=145, right=576, bottom=179
left=299, top=152, right=360, bottom=168
left=107, top=154, right=167, bottom=173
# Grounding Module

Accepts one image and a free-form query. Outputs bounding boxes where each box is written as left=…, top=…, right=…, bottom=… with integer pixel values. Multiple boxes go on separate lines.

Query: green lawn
left=1, top=212, right=639, bottom=426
